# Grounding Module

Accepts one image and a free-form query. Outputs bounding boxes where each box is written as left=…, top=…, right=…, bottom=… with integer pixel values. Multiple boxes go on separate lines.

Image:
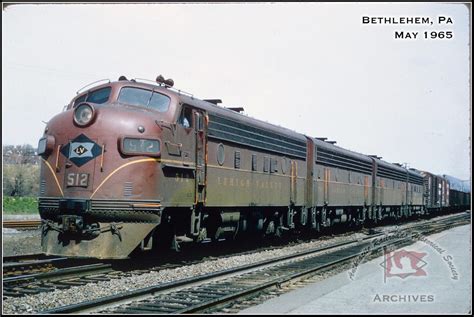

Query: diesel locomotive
left=37, top=76, right=471, bottom=259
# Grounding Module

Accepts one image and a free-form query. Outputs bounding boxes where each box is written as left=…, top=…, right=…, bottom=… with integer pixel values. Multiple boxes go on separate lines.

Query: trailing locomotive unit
left=37, top=76, right=454, bottom=259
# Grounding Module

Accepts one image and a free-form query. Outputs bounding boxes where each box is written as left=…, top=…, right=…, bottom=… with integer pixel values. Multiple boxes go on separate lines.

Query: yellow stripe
left=54, top=145, right=61, bottom=171
left=132, top=203, right=162, bottom=208
left=91, top=158, right=160, bottom=198
left=100, top=144, right=105, bottom=171
left=42, top=159, right=64, bottom=197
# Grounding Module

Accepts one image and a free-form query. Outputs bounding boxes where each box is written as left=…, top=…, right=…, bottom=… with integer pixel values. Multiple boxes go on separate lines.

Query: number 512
left=67, top=173, right=89, bottom=187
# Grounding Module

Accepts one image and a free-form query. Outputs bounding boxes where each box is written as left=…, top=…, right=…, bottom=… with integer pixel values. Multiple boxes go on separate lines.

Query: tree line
left=3, top=145, right=40, bottom=197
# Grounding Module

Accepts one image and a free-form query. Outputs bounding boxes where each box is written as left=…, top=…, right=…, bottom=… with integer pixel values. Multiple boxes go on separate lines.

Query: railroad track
left=1, top=235, right=316, bottom=298
left=3, top=220, right=42, bottom=230
left=1, top=220, right=378, bottom=299
left=39, top=211, right=470, bottom=314
left=3, top=253, right=52, bottom=264
left=3, top=254, right=69, bottom=278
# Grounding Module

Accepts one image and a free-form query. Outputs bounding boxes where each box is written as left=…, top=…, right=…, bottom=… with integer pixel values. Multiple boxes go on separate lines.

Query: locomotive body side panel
left=314, top=140, right=373, bottom=208
left=204, top=139, right=294, bottom=207
left=195, top=108, right=308, bottom=208
left=323, top=167, right=368, bottom=207
left=373, top=160, right=408, bottom=208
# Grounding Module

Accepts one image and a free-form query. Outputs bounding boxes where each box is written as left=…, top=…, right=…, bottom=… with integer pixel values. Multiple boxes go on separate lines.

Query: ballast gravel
left=3, top=233, right=365, bottom=314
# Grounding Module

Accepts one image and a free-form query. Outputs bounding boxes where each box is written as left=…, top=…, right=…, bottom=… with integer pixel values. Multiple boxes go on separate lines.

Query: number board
left=66, top=173, right=89, bottom=188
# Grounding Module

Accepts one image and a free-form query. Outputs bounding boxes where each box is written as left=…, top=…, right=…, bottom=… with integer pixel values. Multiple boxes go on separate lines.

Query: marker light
left=37, top=135, right=55, bottom=156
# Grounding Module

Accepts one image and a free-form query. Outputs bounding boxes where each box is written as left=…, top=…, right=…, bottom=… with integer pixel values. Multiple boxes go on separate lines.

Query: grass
left=2, top=196, right=39, bottom=214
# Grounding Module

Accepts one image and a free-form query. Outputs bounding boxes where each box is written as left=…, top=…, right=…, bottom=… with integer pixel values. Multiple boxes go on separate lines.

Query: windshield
left=118, top=87, right=170, bottom=112
left=74, top=87, right=111, bottom=106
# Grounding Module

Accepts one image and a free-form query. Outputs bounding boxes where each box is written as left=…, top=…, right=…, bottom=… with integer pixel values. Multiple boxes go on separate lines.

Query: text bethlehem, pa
left=362, top=16, right=454, bottom=40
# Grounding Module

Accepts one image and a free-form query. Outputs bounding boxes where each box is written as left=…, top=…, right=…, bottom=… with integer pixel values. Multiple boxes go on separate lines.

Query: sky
left=2, top=3, right=471, bottom=181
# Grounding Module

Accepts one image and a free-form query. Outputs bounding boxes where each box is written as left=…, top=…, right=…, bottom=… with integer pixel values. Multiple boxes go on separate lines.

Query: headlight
left=74, top=103, right=95, bottom=126
left=120, top=137, right=160, bottom=157
left=37, top=135, right=55, bottom=156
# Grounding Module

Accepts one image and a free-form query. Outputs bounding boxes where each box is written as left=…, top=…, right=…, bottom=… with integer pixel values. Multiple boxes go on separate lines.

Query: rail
left=3, top=220, right=41, bottom=230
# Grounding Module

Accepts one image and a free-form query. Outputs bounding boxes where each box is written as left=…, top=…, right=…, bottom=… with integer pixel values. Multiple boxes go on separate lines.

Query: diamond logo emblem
left=61, top=134, right=102, bottom=167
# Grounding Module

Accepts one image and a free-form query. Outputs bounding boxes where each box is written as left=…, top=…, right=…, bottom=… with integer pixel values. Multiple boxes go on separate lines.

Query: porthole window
left=217, top=143, right=225, bottom=166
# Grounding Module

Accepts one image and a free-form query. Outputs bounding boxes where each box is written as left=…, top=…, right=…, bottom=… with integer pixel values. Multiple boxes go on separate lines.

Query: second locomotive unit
left=37, top=76, right=470, bottom=259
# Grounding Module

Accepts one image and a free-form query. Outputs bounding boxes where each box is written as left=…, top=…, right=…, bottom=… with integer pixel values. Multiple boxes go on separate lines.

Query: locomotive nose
left=39, top=103, right=165, bottom=258
left=39, top=102, right=165, bottom=201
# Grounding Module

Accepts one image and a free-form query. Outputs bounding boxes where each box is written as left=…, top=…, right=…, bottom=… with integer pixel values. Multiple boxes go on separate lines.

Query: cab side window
left=178, top=106, right=193, bottom=128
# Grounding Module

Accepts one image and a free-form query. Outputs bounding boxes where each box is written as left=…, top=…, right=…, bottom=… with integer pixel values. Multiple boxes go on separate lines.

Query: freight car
left=443, top=174, right=471, bottom=212
left=37, top=76, right=470, bottom=259
left=419, top=170, right=450, bottom=212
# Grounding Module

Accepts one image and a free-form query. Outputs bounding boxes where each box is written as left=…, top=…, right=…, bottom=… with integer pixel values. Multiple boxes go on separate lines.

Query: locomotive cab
left=38, top=78, right=194, bottom=259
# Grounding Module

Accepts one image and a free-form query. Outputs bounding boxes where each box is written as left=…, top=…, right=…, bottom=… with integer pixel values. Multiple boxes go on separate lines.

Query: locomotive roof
left=443, top=174, right=471, bottom=193
left=179, top=90, right=414, bottom=176
left=179, top=87, right=412, bottom=177
left=407, top=168, right=423, bottom=177
left=312, top=138, right=373, bottom=163
left=176, top=86, right=399, bottom=171
left=76, top=80, right=425, bottom=178
left=177, top=90, right=308, bottom=143
left=77, top=79, right=308, bottom=144
left=311, top=137, right=418, bottom=179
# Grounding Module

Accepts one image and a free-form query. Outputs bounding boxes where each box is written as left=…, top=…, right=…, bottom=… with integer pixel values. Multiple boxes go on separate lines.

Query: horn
left=164, top=78, right=174, bottom=87
left=118, top=75, right=128, bottom=81
left=156, top=75, right=165, bottom=84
